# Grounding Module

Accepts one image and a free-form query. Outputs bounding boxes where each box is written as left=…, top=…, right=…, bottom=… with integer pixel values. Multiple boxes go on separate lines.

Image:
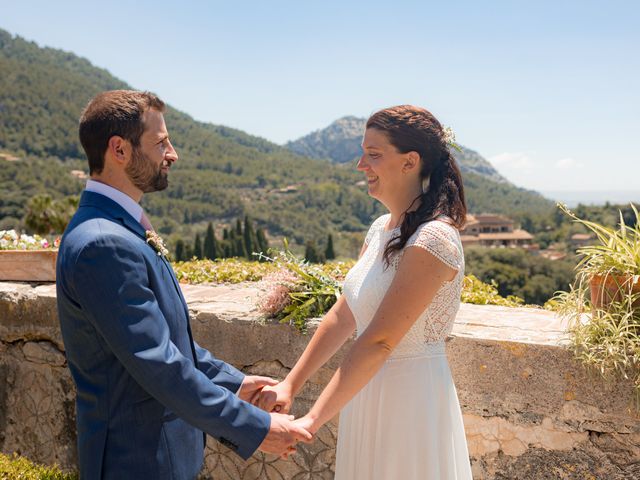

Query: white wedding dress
left=335, top=214, right=472, bottom=479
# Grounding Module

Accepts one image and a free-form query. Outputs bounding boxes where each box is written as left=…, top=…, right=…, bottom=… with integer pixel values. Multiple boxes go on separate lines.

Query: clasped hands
left=238, top=376, right=315, bottom=459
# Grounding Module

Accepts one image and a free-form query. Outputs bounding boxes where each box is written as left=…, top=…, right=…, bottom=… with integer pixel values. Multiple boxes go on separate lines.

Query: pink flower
left=258, top=269, right=300, bottom=317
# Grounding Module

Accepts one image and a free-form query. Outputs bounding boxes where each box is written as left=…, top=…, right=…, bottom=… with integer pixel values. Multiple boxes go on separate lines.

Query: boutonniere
left=146, top=230, right=170, bottom=258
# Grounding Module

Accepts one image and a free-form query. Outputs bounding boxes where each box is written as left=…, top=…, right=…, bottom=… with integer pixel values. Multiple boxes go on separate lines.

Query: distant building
left=460, top=214, right=534, bottom=248
left=570, top=233, right=595, bottom=249
left=70, top=169, right=88, bottom=180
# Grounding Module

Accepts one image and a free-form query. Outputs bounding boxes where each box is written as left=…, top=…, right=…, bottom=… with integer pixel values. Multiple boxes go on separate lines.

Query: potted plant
left=556, top=203, right=640, bottom=309
left=0, top=230, right=60, bottom=282
left=554, top=203, right=640, bottom=404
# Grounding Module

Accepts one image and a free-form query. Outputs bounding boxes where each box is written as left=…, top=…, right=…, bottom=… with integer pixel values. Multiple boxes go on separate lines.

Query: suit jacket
left=56, top=191, right=270, bottom=479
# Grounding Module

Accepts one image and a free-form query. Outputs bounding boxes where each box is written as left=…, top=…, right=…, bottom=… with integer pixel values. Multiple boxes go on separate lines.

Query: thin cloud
left=555, top=157, right=584, bottom=169
left=489, top=152, right=534, bottom=169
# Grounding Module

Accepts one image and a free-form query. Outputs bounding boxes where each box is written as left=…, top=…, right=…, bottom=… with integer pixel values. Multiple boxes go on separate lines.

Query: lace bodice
left=343, top=214, right=464, bottom=359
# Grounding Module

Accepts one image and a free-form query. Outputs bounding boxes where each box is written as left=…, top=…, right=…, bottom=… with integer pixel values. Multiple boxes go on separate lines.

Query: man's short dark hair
left=79, top=90, right=165, bottom=174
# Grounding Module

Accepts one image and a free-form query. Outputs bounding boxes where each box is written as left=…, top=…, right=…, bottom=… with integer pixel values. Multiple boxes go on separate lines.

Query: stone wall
left=1, top=281, right=639, bottom=479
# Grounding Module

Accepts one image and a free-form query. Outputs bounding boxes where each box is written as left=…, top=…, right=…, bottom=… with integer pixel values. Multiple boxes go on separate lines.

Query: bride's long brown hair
left=366, top=105, right=467, bottom=266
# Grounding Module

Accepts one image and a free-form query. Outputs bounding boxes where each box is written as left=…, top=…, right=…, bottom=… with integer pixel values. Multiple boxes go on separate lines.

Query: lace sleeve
left=364, top=214, right=390, bottom=246
left=405, top=220, right=462, bottom=271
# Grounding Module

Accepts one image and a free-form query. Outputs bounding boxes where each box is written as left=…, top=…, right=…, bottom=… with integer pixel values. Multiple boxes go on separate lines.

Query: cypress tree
left=325, top=234, right=336, bottom=260
left=256, top=228, right=269, bottom=255
left=175, top=239, right=185, bottom=262
left=304, top=240, right=320, bottom=263
left=184, top=244, right=194, bottom=260
left=223, top=228, right=229, bottom=240
left=204, top=222, right=219, bottom=259
left=243, top=215, right=256, bottom=259
left=234, top=236, right=247, bottom=258
left=235, top=218, right=243, bottom=237
left=193, top=233, right=202, bottom=259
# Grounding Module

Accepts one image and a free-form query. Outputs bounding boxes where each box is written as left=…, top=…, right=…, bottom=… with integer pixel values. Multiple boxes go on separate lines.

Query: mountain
left=0, top=28, right=554, bottom=257
left=286, top=116, right=509, bottom=184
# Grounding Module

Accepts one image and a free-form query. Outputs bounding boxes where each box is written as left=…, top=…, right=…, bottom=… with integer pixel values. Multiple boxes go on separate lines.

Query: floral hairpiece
left=146, top=230, right=169, bottom=258
left=442, top=126, right=462, bottom=152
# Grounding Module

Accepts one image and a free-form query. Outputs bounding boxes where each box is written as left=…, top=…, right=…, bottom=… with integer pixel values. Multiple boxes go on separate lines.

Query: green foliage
left=325, top=233, right=336, bottom=260
left=461, top=274, right=525, bottom=307
left=173, top=258, right=280, bottom=283
left=464, top=247, right=575, bottom=305
left=0, top=452, right=77, bottom=480
left=558, top=203, right=640, bottom=277
left=304, top=240, right=323, bottom=263
left=553, top=204, right=640, bottom=406
left=174, top=239, right=185, bottom=262
left=257, top=244, right=342, bottom=333
left=193, top=233, right=202, bottom=259
left=203, top=222, right=219, bottom=259
left=24, top=194, right=78, bottom=234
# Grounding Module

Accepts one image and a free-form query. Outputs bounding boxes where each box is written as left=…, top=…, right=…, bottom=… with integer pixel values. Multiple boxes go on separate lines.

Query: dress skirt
left=334, top=343, right=472, bottom=480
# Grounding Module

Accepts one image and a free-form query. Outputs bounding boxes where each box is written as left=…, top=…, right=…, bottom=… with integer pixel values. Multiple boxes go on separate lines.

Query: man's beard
left=125, top=147, right=168, bottom=193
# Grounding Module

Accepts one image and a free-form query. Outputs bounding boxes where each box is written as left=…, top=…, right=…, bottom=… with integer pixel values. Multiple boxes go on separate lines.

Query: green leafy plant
left=553, top=203, right=640, bottom=404
left=461, top=274, right=525, bottom=307
left=256, top=241, right=342, bottom=333
left=0, top=452, right=77, bottom=480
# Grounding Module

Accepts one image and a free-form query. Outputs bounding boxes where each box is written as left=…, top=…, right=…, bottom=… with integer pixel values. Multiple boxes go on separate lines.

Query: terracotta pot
left=0, top=250, right=58, bottom=282
left=589, top=273, right=640, bottom=309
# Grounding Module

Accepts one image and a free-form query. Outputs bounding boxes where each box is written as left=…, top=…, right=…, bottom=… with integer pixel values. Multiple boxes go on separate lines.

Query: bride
left=256, top=105, right=473, bottom=479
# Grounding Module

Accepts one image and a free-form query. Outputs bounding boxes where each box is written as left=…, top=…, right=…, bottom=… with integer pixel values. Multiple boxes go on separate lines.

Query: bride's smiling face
left=357, top=128, right=411, bottom=203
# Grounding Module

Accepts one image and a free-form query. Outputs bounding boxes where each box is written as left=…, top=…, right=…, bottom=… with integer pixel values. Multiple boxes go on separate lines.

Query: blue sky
left=3, top=0, right=639, bottom=194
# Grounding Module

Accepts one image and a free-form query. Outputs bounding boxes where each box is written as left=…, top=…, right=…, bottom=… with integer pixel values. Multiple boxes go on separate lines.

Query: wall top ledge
left=0, top=281, right=570, bottom=348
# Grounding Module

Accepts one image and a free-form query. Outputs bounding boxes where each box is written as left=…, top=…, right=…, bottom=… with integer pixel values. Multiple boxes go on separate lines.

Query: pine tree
left=325, top=233, right=336, bottom=260
left=193, top=233, right=202, bottom=259
left=203, top=222, right=219, bottom=259
left=175, top=239, right=185, bottom=262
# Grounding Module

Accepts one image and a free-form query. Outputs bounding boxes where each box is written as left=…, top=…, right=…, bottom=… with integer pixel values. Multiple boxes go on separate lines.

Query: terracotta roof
left=461, top=229, right=533, bottom=241
left=571, top=233, right=594, bottom=241
left=465, top=214, right=514, bottom=225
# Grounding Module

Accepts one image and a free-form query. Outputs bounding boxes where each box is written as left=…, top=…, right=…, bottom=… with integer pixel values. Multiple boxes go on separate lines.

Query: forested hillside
left=0, top=28, right=554, bottom=257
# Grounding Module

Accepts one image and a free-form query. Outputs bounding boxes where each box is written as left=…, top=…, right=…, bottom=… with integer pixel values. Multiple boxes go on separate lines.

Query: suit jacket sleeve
left=193, top=340, right=244, bottom=394
left=70, top=233, right=270, bottom=459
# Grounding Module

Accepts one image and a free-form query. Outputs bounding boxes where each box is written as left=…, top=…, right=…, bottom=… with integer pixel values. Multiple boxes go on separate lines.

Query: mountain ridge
left=286, top=115, right=510, bottom=185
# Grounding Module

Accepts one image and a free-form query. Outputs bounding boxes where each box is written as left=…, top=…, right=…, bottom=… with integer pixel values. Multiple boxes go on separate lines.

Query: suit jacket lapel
left=79, top=191, right=147, bottom=240
left=79, top=191, right=199, bottom=362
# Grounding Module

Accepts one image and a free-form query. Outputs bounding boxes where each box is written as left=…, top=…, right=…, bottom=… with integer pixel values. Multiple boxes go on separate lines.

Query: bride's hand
left=292, top=415, right=320, bottom=436
left=254, top=380, right=294, bottom=413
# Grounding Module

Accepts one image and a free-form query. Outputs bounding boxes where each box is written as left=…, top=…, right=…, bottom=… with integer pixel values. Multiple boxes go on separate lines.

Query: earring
left=421, top=176, right=430, bottom=194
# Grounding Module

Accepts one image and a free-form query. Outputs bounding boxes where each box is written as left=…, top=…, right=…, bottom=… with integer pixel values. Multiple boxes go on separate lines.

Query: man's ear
left=402, top=151, right=420, bottom=173
left=106, top=136, right=130, bottom=166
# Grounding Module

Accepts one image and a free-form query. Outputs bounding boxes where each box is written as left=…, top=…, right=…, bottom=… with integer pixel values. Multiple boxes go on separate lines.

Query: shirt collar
left=85, top=179, right=143, bottom=223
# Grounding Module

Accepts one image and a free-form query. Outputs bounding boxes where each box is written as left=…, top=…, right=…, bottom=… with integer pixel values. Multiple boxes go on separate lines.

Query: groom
left=56, top=90, right=311, bottom=479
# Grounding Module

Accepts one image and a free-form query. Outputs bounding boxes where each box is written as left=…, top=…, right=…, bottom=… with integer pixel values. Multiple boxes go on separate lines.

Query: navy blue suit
left=56, top=191, right=270, bottom=479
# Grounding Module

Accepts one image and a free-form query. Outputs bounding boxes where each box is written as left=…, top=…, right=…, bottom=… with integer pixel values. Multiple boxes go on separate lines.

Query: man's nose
left=167, top=141, right=178, bottom=163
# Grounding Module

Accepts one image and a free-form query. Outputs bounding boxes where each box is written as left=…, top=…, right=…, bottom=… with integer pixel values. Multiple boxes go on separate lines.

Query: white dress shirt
left=85, top=179, right=144, bottom=226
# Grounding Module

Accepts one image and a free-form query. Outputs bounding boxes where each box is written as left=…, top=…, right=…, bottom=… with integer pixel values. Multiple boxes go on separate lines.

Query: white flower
left=443, top=126, right=456, bottom=145
left=146, top=230, right=170, bottom=258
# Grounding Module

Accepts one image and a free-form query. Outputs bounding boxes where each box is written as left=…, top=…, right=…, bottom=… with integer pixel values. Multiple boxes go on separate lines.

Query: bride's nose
left=356, top=155, right=368, bottom=171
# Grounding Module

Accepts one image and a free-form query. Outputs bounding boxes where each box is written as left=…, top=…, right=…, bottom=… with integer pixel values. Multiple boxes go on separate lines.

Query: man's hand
left=237, top=375, right=278, bottom=403
left=254, top=381, right=294, bottom=413
left=258, top=412, right=313, bottom=458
